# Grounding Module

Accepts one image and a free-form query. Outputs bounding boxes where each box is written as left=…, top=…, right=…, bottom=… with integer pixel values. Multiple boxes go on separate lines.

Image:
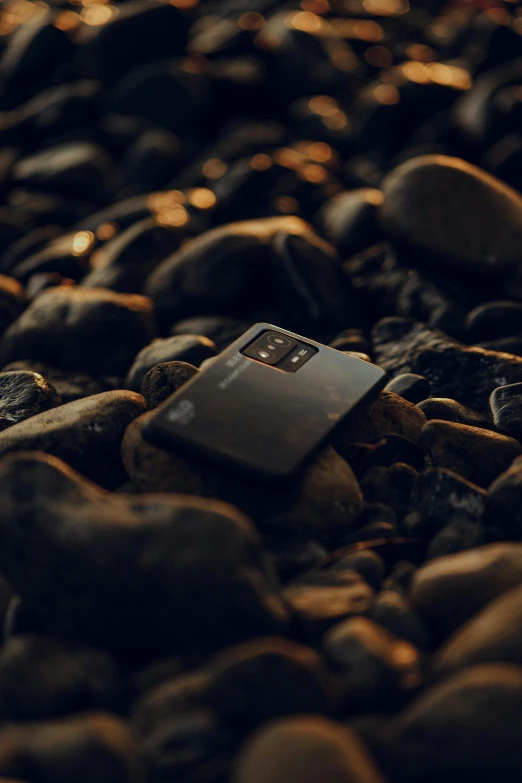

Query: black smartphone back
left=144, top=323, right=386, bottom=480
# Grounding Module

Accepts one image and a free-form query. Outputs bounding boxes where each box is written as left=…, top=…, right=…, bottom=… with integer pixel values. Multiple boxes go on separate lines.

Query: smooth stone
left=1, top=360, right=118, bottom=404
left=380, top=154, right=522, bottom=274
left=484, top=455, right=522, bottom=540
left=372, top=317, right=522, bottom=415
left=0, top=370, right=60, bottom=431
left=392, top=664, right=522, bottom=783
left=466, top=300, right=522, bottom=342
left=0, top=452, right=286, bottom=658
left=0, top=276, right=26, bottom=336
left=318, top=188, right=385, bottom=258
left=0, top=713, right=142, bottom=783
left=351, top=435, right=424, bottom=474
left=126, top=335, right=215, bottom=392
left=329, top=550, right=386, bottom=591
left=144, top=216, right=353, bottom=333
left=12, top=142, right=117, bottom=202
left=207, top=638, right=333, bottom=731
left=490, top=383, right=522, bottom=440
left=140, top=361, right=198, bottom=409
left=334, top=391, right=427, bottom=450
left=324, top=617, right=422, bottom=712
left=411, top=543, right=522, bottom=638
left=417, top=398, right=487, bottom=427
left=408, top=467, right=486, bottom=537
left=384, top=374, right=431, bottom=404
left=426, top=521, right=487, bottom=560
left=123, top=129, right=181, bottom=193
left=122, top=414, right=364, bottom=544
left=359, top=463, right=417, bottom=521
left=434, top=584, right=522, bottom=674
left=0, top=390, right=146, bottom=488
left=6, top=232, right=91, bottom=283
left=371, top=589, right=429, bottom=650
left=0, top=636, right=120, bottom=721
left=1, top=287, right=155, bottom=376
left=233, top=716, right=387, bottom=783
left=420, top=419, right=521, bottom=487
left=77, top=0, right=189, bottom=85
left=170, top=316, right=249, bottom=352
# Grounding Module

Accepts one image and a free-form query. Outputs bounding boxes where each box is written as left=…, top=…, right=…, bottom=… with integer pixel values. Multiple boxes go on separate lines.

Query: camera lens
left=267, top=334, right=291, bottom=347
left=258, top=350, right=271, bottom=359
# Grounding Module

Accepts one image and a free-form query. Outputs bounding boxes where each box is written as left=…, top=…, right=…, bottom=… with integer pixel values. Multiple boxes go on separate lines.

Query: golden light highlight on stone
left=275, top=195, right=299, bottom=213
left=71, top=231, right=95, bottom=257
left=202, top=159, right=227, bottom=179
left=54, top=10, right=81, bottom=30
left=306, top=142, right=332, bottom=163
left=187, top=188, right=216, bottom=209
left=301, top=163, right=328, bottom=183
left=374, top=83, right=400, bottom=104
left=364, top=45, right=393, bottom=68
left=308, top=95, right=339, bottom=117
left=300, top=0, right=329, bottom=14
left=322, top=111, right=348, bottom=130
left=80, top=4, right=118, bottom=24
left=401, top=60, right=431, bottom=84
left=147, top=191, right=186, bottom=212
left=250, top=153, right=272, bottom=171
left=289, top=10, right=323, bottom=33
left=238, top=11, right=265, bottom=30
left=156, top=205, right=189, bottom=227
left=96, top=223, right=118, bottom=241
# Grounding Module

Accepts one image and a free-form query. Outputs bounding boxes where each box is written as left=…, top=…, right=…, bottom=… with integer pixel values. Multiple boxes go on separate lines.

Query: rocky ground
left=1, top=0, right=522, bottom=781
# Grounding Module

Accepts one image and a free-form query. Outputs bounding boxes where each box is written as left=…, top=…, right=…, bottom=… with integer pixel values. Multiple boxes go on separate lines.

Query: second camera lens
left=258, top=350, right=271, bottom=359
left=267, top=334, right=291, bottom=347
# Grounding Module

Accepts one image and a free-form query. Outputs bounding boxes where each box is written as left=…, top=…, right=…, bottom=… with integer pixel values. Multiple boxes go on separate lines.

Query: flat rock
left=0, top=390, right=146, bottom=488
left=233, top=716, right=387, bottom=783
left=490, top=383, right=522, bottom=440
left=380, top=154, right=522, bottom=274
left=0, top=370, right=60, bottom=431
left=0, top=452, right=286, bottom=659
left=417, top=398, right=487, bottom=427
left=372, top=317, right=522, bottom=415
left=434, top=583, right=522, bottom=675
left=140, top=361, right=198, bottom=409
left=392, top=664, right=522, bottom=783
left=411, top=543, right=522, bottom=638
left=384, top=374, right=431, bottom=404
left=334, top=391, right=427, bottom=449
left=1, top=287, right=156, bottom=376
left=126, top=335, right=215, bottom=392
left=2, top=360, right=118, bottom=403
left=420, top=419, right=521, bottom=487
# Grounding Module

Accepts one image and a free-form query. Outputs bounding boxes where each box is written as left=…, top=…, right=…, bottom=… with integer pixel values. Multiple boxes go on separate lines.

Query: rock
left=233, top=716, right=387, bottom=783
left=126, top=335, right=216, bottom=392
left=490, top=383, right=522, bottom=440
left=329, top=550, right=386, bottom=591
left=123, top=129, right=181, bottom=193
left=170, top=316, right=249, bottom=352
left=417, top=398, right=487, bottom=427
left=0, top=276, right=25, bottom=336
left=0, top=390, right=146, bottom=488
left=0, top=713, right=143, bottom=783
left=350, top=435, right=424, bottom=474
left=0, top=370, right=60, bottom=431
left=0, top=16, right=72, bottom=94
left=334, top=391, right=427, bottom=451
left=380, top=154, right=522, bottom=275
left=123, top=415, right=364, bottom=544
left=207, top=638, right=333, bottom=731
left=434, top=583, right=522, bottom=674
left=285, top=570, right=374, bottom=637
left=484, top=455, right=522, bottom=539
left=1, top=287, right=156, bottom=376
left=411, top=543, right=522, bottom=638
left=144, top=216, right=354, bottom=334
left=420, top=419, right=521, bottom=487
left=372, top=317, right=522, bottom=415
left=371, top=589, right=429, bottom=649
left=140, top=361, right=198, bottom=409
left=77, top=0, right=189, bottom=85
left=267, top=538, right=328, bottom=583
left=2, top=360, right=118, bottom=404
left=12, top=142, right=117, bottom=202
left=427, top=521, right=487, bottom=560
left=466, top=300, right=522, bottom=342
left=384, top=374, right=431, bottom=404
left=408, top=468, right=486, bottom=537
left=323, top=617, right=422, bottom=712
left=392, top=664, right=522, bottom=783
left=0, top=635, right=121, bottom=722
left=0, top=451, right=287, bottom=658
left=359, top=463, right=417, bottom=521
left=318, top=189, right=385, bottom=258
left=330, top=329, right=370, bottom=355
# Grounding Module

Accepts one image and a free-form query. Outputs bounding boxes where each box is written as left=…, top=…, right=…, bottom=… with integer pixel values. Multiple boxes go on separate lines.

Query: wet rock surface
left=2, top=0, right=522, bottom=778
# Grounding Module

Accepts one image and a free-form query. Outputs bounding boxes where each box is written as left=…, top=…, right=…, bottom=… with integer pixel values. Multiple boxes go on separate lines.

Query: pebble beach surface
left=1, top=0, right=522, bottom=781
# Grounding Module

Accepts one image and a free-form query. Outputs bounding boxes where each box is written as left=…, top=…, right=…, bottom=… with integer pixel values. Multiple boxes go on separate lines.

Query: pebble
left=0, top=451, right=287, bottom=659
left=420, top=419, right=521, bottom=487
left=384, top=374, right=431, bottom=405
left=318, top=189, right=385, bottom=259
left=411, top=543, right=522, bottom=638
left=0, top=390, right=146, bottom=488
left=170, top=316, right=249, bottom=352
left=417, top=398, right=487, bottom=427
left=140, top=361, right=198, bottom=410
left=427, top=520, right=487, bottom=560
left=233, top=716, right=387, bottom=783
left=126, top=335, right=216, bottom=392
left=1, top=287, right=156, bottom=377
left=0, top=370, right=60, bottom=431
left=484, top=455, right=522, bottom=540
left=490, top=383, right=522, bottom=440
left=1, top=360, right=118, bottom=404
left=408, top=467, right=486, bottom=537
left=380, top=154, right=522, bottom=274
left=372, top=317, right=522, bottom=415
left=393, top=664, right=522, bottom=782
left=466, top=300, right=522, bottom=342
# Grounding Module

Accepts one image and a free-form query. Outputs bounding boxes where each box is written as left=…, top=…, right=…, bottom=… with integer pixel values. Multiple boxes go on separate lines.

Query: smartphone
left=144, top=323, right=387, bottom=481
